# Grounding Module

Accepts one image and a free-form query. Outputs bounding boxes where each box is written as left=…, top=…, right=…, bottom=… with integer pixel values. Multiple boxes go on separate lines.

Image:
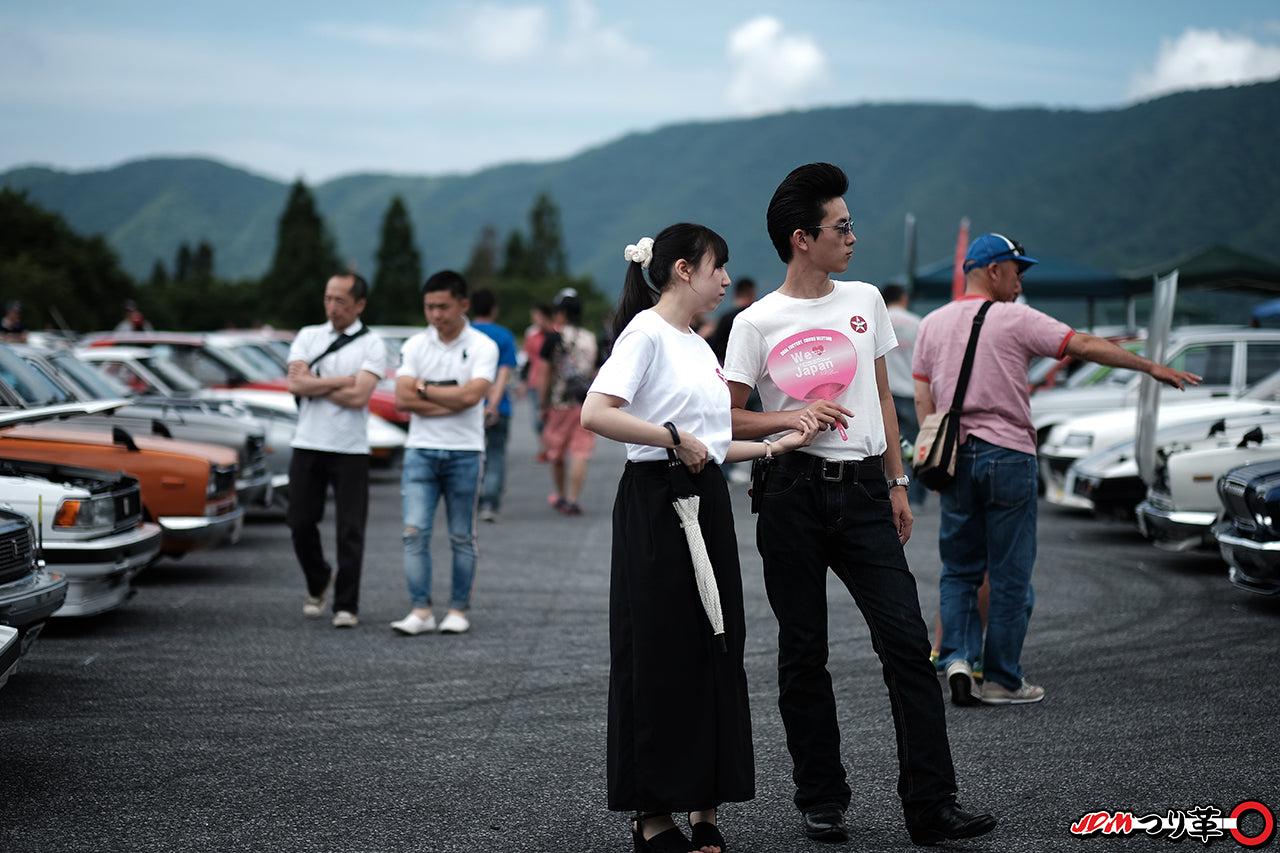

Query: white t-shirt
left=288, top=319, right=387, bottom=455
left=723, top=280, right=897, bottom=461
left=589, top=309, right=733, bottom=464
left=397, top=321, right=499, bottom=451
left=886, top=305, right=921, bottom=398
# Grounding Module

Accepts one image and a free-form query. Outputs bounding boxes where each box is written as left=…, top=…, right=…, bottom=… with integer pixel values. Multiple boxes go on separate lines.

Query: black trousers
left=756, top=452, right=957, bottom=821
left=286, top=448, right=370, bottom=614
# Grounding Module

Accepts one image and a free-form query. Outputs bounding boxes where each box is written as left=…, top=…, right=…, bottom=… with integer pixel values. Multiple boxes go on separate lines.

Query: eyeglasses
left=810, top=220, right=856, bottom=237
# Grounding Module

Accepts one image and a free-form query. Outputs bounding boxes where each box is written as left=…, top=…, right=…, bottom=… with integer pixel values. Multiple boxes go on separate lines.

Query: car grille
left=243, top=434, right=268, bottom=480
left=111, top=483, right=145, bottom=535
left=0, top=519, right=35, bottom=585
left=1219, top=477, right=1252, bottom=521
left=212, top=464, right=237, bottom=499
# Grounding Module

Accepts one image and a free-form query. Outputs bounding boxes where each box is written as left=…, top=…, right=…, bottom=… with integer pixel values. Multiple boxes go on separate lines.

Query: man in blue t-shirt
left=470, top=289, right=519, bottom=522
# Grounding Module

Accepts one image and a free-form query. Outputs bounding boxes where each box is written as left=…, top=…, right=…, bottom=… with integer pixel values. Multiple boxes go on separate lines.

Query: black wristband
left=663, top=421, right=680, bottom=447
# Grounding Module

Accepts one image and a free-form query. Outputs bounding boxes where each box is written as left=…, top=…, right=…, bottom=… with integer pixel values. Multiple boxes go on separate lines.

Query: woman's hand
left=674, top=431, right=710, bottom=473
left=776, top=411, right=821, bottom=453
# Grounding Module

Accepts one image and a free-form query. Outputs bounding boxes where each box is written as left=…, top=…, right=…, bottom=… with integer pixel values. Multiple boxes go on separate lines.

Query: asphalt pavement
left=2, top=404, right=1278, bottom=852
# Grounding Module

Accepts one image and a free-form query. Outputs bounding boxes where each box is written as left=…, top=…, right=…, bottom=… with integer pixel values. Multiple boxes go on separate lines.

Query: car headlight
left=54, top=497, right=117, bottom=531
left=1063, top=432, right=1094, bottom=449
left=206, top=470, right=217, bottom=499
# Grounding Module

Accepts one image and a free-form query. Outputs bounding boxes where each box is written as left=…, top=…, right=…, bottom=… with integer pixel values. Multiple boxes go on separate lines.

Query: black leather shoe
left=907, top=804, right=997, bottom=846
left=802, top=807, right=849, bottom=842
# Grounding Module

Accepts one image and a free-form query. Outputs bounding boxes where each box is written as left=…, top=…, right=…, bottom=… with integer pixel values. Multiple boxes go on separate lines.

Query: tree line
left=0, top=183, right=608, bottom=337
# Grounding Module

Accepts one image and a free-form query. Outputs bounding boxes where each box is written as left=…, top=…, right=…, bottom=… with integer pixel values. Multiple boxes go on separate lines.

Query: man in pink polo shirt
left=913, top=234, right=1200, bottom=707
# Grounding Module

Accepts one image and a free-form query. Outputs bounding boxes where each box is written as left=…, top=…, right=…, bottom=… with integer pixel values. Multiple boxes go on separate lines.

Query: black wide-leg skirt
left=606, top=460, right=755, bottom=812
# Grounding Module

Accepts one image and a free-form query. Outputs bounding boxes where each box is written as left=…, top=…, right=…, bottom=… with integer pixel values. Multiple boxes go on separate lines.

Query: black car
left=0, top=507, right=69, bottom=676
left=1213, top=457, right=1280, bottom=595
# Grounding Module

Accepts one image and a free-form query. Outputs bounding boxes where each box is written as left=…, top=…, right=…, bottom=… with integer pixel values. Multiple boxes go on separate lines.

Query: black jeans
left=286, top=448, right=370, bottom=614
left=756, top=452, right=957, bottom=820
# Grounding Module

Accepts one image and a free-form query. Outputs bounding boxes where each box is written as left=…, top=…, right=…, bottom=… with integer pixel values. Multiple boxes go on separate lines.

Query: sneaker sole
left=948, top=671, right=980, bottom=706
left=978, top=692, right=1045, bottom=705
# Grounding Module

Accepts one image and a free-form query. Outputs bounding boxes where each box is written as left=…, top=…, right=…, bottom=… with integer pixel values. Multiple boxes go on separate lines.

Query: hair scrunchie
left=624, top=237, right=654, bottom=270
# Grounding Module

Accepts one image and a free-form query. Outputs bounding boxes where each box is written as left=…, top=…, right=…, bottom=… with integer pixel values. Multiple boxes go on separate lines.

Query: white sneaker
left=303, top=573, right=334, bottom=618
left=390, top=612, right=436, bottom=635
left=945, top=660, right=980, bottom=707
left=438, top=611, right=470, bottom=634
left=332, top=611, right=358, bottom=628
left=479, top=508, right=499, bottom=523
left=977, top=678, right=1045, bottom=705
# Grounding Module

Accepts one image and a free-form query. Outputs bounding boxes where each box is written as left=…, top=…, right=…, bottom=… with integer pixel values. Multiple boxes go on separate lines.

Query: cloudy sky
left=3, top=1, right=1279, bottom=183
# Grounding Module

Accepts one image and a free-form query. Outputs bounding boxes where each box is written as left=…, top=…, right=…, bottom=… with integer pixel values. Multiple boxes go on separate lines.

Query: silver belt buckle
left=820, top=458, right=844, bottom=482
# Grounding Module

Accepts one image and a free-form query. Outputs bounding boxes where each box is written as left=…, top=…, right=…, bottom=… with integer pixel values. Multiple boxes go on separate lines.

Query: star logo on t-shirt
left=849, top=316, right=868, bottom=333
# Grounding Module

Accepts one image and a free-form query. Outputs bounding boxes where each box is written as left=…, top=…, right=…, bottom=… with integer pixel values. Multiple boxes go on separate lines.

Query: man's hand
left=798, top=399, right=852, bottom=434
left=1151, top=365, right=1202, bottom=391
left=891, top=486, right=913, bottom=545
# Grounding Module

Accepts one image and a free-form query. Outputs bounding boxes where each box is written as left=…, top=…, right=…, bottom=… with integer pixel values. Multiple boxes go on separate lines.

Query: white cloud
left=460, top=4, right=549, bottom=63
left=1129, top=27, right=1280, bottom=101
left=726, top=16, right=828, bottom=114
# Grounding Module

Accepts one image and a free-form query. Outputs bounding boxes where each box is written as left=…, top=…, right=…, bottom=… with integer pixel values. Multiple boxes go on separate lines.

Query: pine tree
left=260, top=180, right=343, bottom=328
left=371, top=196, right=423, bottom=325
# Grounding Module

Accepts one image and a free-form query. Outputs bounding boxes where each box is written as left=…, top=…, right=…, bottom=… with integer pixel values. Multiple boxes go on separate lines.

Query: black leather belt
left=774, top=452, right=884, bottom=483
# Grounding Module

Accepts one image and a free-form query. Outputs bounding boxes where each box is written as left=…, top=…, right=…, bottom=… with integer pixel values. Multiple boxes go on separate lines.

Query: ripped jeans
left=401, top=447, right=482, bottom=611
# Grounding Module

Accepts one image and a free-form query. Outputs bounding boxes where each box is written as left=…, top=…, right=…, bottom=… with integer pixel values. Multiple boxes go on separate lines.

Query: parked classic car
left=1063, top=411, right=1280, bottom=517
left=1135, top=419, right=1280, bottom=550
left=2, top=342, right=278, bottom=510
left=0, top=406, right=242, bottom=558
left=0, top=456, right=162, bottom=616
left=77, top=345, right=404, bottom=467
left=1213, top=458, right=1280, bottom=595
left=0, top=506, right=68, bottom=672
left=1030, top=327, right=1280, bottom=444
left=1041, top=369, right=1280, bottom=508
left=0, top=624, right=19, bottom=690
left=83, top=331, right=410, bottom=428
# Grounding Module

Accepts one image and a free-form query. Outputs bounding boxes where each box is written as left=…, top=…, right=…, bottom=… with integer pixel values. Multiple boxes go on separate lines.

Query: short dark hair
left=881, top=284, right=907, bottom=306
left=470, top=288, right=497, bottom=317
left=335, top=272, right=369, bottom=302
left=766, top=162, right=849, bottom=264
left=422, top=270, right=468, bottom=300
left=735, top=277, right=756, bottom=298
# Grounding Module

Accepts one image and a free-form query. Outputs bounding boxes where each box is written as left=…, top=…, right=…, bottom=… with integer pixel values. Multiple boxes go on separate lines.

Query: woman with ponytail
left=581, top=223, right=818, bottom=853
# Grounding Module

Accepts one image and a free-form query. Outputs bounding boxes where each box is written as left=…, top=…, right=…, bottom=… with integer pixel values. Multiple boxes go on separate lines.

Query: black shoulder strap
left=949, top=301, right=993, bottom=414
left=309, top=324, right=370, bottom=370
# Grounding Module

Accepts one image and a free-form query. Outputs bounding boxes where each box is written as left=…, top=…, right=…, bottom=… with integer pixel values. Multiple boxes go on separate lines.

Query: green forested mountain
left=4, top=80, right=1278, bottom=303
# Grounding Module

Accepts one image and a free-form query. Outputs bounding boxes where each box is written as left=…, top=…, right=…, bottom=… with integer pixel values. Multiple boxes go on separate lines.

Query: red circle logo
left=1230, top=801, right=1275, bottom=847
left=849, top=316, right=868, bottom=333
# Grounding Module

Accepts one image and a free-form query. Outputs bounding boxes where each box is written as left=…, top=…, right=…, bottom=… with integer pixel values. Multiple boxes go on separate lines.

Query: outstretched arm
left=1065, top=334, right=1203, bottom=390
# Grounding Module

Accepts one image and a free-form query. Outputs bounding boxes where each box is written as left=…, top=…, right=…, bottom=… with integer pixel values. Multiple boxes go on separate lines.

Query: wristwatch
left=888, top=475, right=911, bottom=490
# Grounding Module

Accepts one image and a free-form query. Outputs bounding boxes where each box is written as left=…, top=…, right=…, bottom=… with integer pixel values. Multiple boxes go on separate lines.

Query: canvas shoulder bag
left=912, top=301, right=993, bottom=490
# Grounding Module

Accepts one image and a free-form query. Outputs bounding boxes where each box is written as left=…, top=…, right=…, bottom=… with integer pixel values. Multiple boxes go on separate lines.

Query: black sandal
left=689, top=813, right=725, bottom=853
left=632, top=812, right=695, bottom=853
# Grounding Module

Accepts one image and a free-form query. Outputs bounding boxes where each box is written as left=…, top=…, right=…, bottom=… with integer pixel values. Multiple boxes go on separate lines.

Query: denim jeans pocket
left=989, top=454, right=1038, bottom=508
left=763, top=465, right=806, bottom=499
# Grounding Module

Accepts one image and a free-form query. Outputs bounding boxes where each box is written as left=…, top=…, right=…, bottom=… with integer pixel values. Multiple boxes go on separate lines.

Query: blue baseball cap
left=963, top=233, right=1038, bottom=273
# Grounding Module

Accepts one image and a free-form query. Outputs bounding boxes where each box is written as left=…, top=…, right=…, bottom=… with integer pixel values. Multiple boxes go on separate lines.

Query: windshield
left=143, top=357, right=207, bottom=394
left=51, top=351, right=134, bottom=400
left=0, top=345, right=74, bottom=405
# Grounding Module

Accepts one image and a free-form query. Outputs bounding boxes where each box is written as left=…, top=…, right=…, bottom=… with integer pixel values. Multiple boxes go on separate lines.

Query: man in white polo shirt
left=391, top=270, right=498, bottom=636
left=286, top=272, right=387, bottom=629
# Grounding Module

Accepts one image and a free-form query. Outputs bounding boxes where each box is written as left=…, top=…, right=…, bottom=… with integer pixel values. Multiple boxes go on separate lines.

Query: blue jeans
left=893, top=395, right=929, bottom=506
left=479, top=414, right=510, bottom=512
left=756, top=453, right=957, bottom=820
left=938, top=437, right=1038, bottom=691
left=401, top=448, right=482, bottom=611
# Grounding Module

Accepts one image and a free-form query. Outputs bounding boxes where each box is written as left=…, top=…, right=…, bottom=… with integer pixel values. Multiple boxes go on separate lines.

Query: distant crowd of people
left=274, top=160, right=1202, bottom=853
